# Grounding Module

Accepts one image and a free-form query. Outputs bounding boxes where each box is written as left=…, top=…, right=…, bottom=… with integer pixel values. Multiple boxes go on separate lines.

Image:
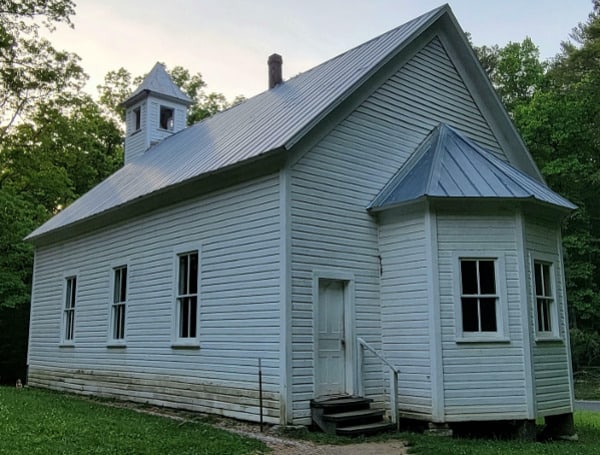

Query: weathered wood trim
left=425, top=202, right=444, bottom=421
left=515, top=209, right=536, bottom=419
left=557, top=229, right=575, bottom=410
left=279, top=163, right=292, bottom=424
left=28, top=366, right=280, bottom=423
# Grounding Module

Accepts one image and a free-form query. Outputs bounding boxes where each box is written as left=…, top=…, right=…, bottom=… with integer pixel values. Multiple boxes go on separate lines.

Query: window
left=159, top=106, right=174, bottom=130
left=534, top=261, right=554, bottom=334
left=111, top=266, right=127, bottom=341
left=63, top=276, right=77, bottom=342
left=176, top=251, right=198, bottom=339
left=133, top=107, right=141, bottom=132
left=460, top=259, right=498, bottom=333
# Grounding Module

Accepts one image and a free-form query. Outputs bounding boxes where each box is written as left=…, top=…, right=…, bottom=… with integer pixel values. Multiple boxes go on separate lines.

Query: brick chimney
left=268, top=53, right=283, bottom=89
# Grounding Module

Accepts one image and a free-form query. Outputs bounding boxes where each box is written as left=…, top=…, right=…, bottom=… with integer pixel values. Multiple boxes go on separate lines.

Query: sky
left=43, top=0, right=594, bottom=101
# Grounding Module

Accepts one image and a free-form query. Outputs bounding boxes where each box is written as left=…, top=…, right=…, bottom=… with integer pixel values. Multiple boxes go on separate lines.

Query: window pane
left=462, top=297, right=479, bottom=331
left=461, top=260, right=477, bottom=294
left=120, top=267, right=127, bottom=302
left=180, top=297, right=190, bottom=338
left=479, top=261, right=496, bottom=294
left=66, top=279, right=72, bottom=308
left=534, top=263, right=542, bottom=296
left=480, top=298, right=497, bottom=332
left=179, top=255, right=188, bottom=295
left=189, top=253, right=198, bottom=294
left=537, top=298, right=552, bottom=332
left=542, top=264, right=552, bottom=297
left=189, top=297, right=197, bottom=338
left=71, top=278, right=77, bottom=307
left=113, top=269, right=121, bottom=303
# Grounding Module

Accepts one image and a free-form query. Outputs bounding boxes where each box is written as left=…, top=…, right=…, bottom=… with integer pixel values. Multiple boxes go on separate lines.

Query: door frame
left=312, top=269, right=356, bottom=397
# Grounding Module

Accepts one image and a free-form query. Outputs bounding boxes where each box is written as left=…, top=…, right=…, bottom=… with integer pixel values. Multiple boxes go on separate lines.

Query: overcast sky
left=44, top=0, right=593, bottom=101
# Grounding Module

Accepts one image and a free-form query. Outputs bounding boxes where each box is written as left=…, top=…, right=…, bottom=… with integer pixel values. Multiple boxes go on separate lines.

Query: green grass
left=574, top=368, right=600, bottom=400
left=281, top=413, right=600, bottom=455
left=0, top=387, right=267, bottom=455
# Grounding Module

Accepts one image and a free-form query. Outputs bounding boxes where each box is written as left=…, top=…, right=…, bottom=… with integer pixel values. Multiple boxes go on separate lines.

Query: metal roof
left=368, top=123, right=576, bottom=211
left=28, top=5, right=447, bottom=241
left=122, top=62, right=193, bottom=107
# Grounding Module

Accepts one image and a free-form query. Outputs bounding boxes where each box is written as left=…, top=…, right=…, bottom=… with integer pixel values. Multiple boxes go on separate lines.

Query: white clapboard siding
left=123, top=100, right=147, bottom=163
left=290, top=36, right=505, bottom=424
left=28, top=174, right=281, bottom=423
left=525, top=217, right=572, bottom=415
left=379, top=208, right=432, bottom=416
left=436, top=210, right=528, bottom=421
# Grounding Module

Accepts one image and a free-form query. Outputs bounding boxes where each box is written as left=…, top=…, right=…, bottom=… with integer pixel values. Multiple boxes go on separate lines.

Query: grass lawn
left=283, top=411, right=600, bottom=455
left=0, top=387, right=267, bottom=455
left=401, top=411, right=600, bottom=454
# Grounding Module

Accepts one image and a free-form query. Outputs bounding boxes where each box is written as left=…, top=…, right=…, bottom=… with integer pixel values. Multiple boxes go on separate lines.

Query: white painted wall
left=524, top=216, right=573, bottom=416
left=289, top=36, right=505, bottom=424
left=28, top=174, right=282, bottom=423
left=436, top=208, right=529, bottom=421
left=379, top=207, right=433, bottom=418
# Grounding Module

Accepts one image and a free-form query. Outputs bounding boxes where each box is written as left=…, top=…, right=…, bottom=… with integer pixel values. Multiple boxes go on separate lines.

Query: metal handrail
left=357, top=337, right=399, bottom=430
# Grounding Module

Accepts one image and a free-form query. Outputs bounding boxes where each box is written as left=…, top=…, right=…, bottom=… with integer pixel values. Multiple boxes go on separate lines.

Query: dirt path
left=214, top=420, right=409, bottom=455
left=97, top=399, right=410, bottom=454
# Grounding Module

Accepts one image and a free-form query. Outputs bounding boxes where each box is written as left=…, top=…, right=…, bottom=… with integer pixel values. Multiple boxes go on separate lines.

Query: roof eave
left=26, top=146, right=287, bottom=245
left=120, top=89, right=193, bottom=108
left=368, top=195, right=576, bottom=214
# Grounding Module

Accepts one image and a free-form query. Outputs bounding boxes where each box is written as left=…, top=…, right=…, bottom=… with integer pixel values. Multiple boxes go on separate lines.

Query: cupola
left=121, top=62, right=193, bottom=164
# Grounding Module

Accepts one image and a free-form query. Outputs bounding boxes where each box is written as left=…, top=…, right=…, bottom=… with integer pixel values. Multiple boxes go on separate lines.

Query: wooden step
left=323, top=408, right=385, bottom=423
left=310, top=396, right=372, bottom=413
left=336, top=421, right=395, bottom=437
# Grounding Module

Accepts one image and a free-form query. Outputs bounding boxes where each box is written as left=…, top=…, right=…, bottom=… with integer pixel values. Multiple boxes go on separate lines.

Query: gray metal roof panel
left=122, top=62, right=193, bottom=107
left=369, top=123, right=576, bottom=211
left=28, top=6, right=447, bottom=240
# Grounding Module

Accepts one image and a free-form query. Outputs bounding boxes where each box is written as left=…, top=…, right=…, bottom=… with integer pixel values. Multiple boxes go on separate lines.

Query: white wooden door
left=316, top=279, right=346, bottom=397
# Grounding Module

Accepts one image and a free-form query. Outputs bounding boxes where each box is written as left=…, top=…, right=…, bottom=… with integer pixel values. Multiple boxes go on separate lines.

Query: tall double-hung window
left=110, top=265, right=128, bottom=342
left=175, top=250, right=199, bottom=343
left=533, top=260, right=558, bottom=337
left=63, top=276, right=77, bottom=342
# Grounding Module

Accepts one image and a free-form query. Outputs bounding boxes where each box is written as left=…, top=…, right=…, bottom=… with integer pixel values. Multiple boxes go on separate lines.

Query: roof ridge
left=282, top=5, right=449, bottom=87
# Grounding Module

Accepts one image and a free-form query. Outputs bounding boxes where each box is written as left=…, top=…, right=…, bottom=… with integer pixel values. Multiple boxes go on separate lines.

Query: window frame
left=530, top=253, right=561, bottom=341
left=172, top=243, right=201, bottom=348
left=453, top=252, right=509, bottom=342
left=60, top=272, right=78, bottom=346
left=159, top=105, right=175, bottom=131
left=108, top=263, right=129, bottom=347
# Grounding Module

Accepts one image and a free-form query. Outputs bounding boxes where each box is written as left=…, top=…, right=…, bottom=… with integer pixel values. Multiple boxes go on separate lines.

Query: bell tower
left=121, top=62, right=192, bottom=164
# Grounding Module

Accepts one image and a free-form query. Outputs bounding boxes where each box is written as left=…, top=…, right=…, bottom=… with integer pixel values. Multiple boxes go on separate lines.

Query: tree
left=470, top=2, right=600, bottom=368
left=0, top=0, right=85, bottom=139
left=508, top=2, right=600, bottom=368
left=472, top=37, right=546, bottom=112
